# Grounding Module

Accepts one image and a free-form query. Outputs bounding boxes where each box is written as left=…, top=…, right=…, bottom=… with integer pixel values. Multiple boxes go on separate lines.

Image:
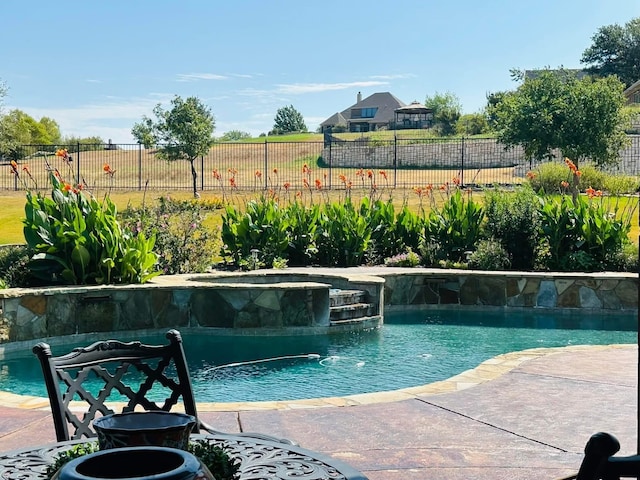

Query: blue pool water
left=0, top=309, right=636, bottom=402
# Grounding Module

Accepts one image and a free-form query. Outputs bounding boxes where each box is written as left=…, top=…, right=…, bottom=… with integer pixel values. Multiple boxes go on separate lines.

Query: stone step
left=329, top=302, right=375, bottom=321
left=329, top=289, right=367, bottom=307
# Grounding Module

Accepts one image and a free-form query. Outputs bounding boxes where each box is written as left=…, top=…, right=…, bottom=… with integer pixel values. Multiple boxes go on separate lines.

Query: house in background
left=321, top=92, right=423, bottom=133
left=624, top=79, right=640, bottom=105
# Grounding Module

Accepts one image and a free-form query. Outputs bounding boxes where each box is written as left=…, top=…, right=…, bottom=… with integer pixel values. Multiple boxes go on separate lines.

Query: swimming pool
left=0, top=309, right=635, bottom=402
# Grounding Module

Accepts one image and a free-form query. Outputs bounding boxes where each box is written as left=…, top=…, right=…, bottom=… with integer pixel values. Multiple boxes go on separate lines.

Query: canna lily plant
left=13, top=149, right=159, bottom=285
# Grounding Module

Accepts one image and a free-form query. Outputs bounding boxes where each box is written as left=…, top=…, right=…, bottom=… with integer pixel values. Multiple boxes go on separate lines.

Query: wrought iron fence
left=2, top=135, right=639, bottom=192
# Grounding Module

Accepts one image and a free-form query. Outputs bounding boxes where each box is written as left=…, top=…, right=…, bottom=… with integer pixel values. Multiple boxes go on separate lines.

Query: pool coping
left=0, top=343, right=632, bottom=412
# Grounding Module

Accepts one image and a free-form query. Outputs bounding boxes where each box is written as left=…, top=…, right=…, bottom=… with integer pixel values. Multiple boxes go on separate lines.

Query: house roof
left=624, top=79, right=640, bottom=97
left=321, top=92, right=406, bottom=126
left=320, top=111, right=347, bottom=127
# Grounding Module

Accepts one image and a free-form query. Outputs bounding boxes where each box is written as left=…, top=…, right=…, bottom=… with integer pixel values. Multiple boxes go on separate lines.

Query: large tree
left=0, top=109, right=62, bottom=158
left=581, top=17, right=640, bottom=88
left=272, top=105, right=307, bottom=134
left=132, top=96, right=215, bottom=197
left=489, top=69, right=630, bottom=168
left=424, top=92, right=462, bottom=136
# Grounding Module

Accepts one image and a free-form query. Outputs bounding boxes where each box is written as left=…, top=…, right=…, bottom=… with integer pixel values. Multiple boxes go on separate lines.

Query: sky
left=1, top=0, right=639, bottom=143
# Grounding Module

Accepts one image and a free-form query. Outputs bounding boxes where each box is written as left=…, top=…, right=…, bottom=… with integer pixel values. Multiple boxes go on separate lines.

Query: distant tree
left=132, top=95, right=215, bottom=198
left=60, top=135, right=106, bottom=152
left=272, top=105, right=307, bottom=134
left=424, top=92, right=461, bottom=136
left=456, top=113, right=489, bottom=136
left=581, top=17, right=640, bottom=88
left=219, top=130, right=251, bottom=142
left=485, top=91, right=509, bottom=130
left=489, top=68, right=631, bottom=167
left=0, top=109, right=62, bottom=158
left=131, top=117, right=159, bottom=149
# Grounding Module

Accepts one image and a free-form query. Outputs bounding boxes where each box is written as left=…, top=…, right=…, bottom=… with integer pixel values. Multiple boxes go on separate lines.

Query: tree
left=272, top=105, right=306, bottom=134
left=424, top=92, right=461, bottom=136
left=581, top=17, right=640, bottom=88
left=0, top=109, right=62, bottom=158
left=219, top=130, right=251, bottom=142
left=489, top=68, right=631, bottom=168
left=131, top=96, right=215, bottom=197
left=456, top=113, right=489, bottom=136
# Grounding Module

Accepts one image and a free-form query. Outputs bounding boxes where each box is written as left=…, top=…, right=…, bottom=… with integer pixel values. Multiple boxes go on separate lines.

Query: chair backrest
left=32, top=329, right=200, bottom=441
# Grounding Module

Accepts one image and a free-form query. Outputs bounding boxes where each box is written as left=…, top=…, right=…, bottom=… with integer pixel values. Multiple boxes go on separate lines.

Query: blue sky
left=1, top=1, right=638, bottom=142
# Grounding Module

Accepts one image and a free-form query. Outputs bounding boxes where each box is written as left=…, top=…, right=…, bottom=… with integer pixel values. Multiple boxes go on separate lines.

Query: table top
left=0, top=433, right=368, bottom=480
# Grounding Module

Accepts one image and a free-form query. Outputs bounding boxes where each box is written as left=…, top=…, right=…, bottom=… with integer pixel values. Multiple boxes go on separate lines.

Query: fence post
left=76, top=142, right=81, bottom=186
left=200, top=155, right=204, bottom=191
left=138, top=143, right=142, bottom=190
left=328, top=139, right=332, bottom=189
left=460, top=137, right=465, bottom=186
left=264, top=139, right=268, bottom=191
left=393, top=134, right=397, bottom=188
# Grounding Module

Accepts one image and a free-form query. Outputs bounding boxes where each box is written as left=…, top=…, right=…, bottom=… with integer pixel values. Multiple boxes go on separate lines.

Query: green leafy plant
left=46, top=441, right=239, bottom=480
left=467, top=239, right=511, bottom=270
left=423, top=189, right=484, bottom=263
left=20, top=156, right=159, bottom=285
left=316, top=199, right=371, bottom=267
left=0, top=244, right=34, bottom=288
left=384, top=248, right=421, bottom=267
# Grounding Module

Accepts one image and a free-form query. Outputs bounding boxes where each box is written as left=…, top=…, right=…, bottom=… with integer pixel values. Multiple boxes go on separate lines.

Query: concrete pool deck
left=0, top=343, right=636, bottom=479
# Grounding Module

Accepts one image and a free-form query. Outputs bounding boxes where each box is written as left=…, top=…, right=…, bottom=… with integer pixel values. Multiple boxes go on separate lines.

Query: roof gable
left=340, top=92, right=406, bottom=123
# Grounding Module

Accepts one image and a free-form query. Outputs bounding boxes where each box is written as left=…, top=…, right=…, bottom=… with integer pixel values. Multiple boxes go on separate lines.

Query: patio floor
left=0, top=344, right=636, bottom=480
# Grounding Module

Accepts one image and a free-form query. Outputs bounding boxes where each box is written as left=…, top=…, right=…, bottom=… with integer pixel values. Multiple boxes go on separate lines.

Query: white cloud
left=176, top=73, right=228, bottom=82
left=276, top=81, right=388, bottom=95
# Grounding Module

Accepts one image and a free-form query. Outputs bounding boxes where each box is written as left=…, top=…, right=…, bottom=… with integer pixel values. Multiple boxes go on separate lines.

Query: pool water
left=0, top=309, right=635, bottom=403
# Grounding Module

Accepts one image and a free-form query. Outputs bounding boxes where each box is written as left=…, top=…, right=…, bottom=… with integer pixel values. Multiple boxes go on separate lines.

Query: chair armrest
left=197, top=419, right=298, bottom=446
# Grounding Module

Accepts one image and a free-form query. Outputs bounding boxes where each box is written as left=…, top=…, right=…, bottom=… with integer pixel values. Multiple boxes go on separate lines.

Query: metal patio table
left=0, top=432, right=368, bottom=480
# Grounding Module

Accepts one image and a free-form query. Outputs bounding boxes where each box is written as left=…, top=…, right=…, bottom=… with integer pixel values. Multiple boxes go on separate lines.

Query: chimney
left=357, top=91, right=362, bottom=103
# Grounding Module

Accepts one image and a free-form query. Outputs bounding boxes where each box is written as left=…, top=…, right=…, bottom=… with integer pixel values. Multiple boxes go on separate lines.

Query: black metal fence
left=2, top=135, right=639, bottom=192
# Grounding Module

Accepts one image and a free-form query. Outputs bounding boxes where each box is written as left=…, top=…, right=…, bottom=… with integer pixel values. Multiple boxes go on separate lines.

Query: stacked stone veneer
left=0, top=269, right=636, bottom=345
left=382, top=270, right=637, bottom=311
left=0, top=271, right=384, bottom=344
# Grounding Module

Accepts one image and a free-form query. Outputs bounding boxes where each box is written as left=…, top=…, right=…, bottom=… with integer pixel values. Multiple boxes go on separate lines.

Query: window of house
left=361, top=108, right=377, bottom=118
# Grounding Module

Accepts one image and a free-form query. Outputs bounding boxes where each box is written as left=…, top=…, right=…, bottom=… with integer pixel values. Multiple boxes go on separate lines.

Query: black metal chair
left=561, top=432, right=640, bottom=480
left=32, top=329, right=295, bottom=445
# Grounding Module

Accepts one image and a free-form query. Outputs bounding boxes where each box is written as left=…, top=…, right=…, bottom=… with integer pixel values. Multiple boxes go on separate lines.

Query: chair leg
left=198, top=419, right=298, bottom=446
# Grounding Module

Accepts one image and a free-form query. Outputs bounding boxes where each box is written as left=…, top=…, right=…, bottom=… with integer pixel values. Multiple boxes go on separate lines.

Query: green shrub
left=383, top=248, right=421, bottom=267
left=483, top=186, right=540, bottom=270
left=528, top=161, right=639, bottom=194
left=316, top=199, right=371, bottom=267
left=468, top=239, right=511, bottom=270
left=0, top=244, right=34, bottom=288
left=120, top=196, right=219, bottom=275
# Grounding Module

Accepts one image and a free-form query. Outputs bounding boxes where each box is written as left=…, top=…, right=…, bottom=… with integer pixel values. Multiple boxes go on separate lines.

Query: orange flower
left=272, top=168, right=278, bottom=174
left=379, top=170, right=387, bottom=180
left=103, top=163, right=116, bottom=176
left=346, top=180, right=353, bottom=189
left=575, top=170, right=582, bottom=177
left=339, top=174, right=347, bottom=184
left=561, top=181, right=569, bottom=188
left=55, top=149, right=70, bottom=160
left=62, top=183, right=72, bottom=192
left=564, top=158, right=577, bottom=173
left=526, top=171, right=536, bottom=180
left=425, top=183, right=433, bottom=192
left=595, top=190, right=603, bottom=197
left=303, top=178, right=310, bottom=189
left=283, top=181, right=291, bottom=191
left=315, top=179, right=322, bottom=190
left=229, top=177, right=237, bottom=188
left=586, top=186, right=596, bottom=198
left=212, top=169, right=221, bottom=180
left=367, top=169, right=373, bottom=179
left=227, top=167, right=238, bottom=175
left=296, top=191, right=302, bottom=198
left=413, top=186, right=423, bottom=197
left=302, top=164, right=309, bottom=174
left=9, top=160, right=18, bottom=175
left=356, top=168, right=364, bottom=178
left=255, top=170, right=262, bottom=178
left=452, top=176, right=461, bottom=186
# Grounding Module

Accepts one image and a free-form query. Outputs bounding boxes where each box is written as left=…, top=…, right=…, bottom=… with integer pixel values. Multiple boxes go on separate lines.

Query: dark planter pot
left=93, top=412, right=196, bottom=450
left=52, top=446, right=215, bottom=480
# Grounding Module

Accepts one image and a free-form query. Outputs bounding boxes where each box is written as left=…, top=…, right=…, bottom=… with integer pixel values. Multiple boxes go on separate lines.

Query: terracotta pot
left=93, top=412, right=197, bottom=450
left=52, top=446, right=215, bottom=480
